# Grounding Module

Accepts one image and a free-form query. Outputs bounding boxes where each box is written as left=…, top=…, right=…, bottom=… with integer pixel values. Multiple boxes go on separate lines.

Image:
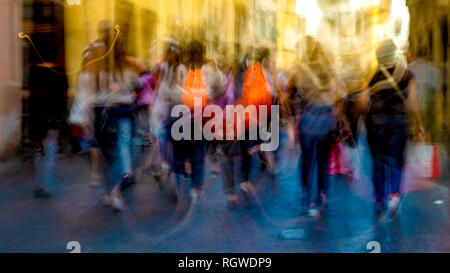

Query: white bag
left=69, top=73, right=93, bottom=127
left=406, top=142, right=434, bottom=179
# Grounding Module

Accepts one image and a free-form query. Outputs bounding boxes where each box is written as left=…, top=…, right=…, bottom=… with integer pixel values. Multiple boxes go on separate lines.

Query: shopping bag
left=328, top=143, right=353, bottom=179
left=406, top=142, right=441, bottom=180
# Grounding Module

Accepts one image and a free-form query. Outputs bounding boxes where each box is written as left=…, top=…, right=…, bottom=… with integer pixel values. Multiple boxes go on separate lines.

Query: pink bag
left=138, top=73, right=156, bottom=106
left=328, top=143, right=353, bottom=179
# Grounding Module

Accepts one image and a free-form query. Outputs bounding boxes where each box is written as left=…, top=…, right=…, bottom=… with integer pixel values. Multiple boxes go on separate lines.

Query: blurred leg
left=191, top=140, right=206, bottom=190
left=300, top=134, right=315, bottom=205
left=117, top=117, right=133, bottom=176
left=89, top=147, right=102, bottom=186
left=240, top=139, right=251, bottom=183
left=389, top=166, right=403, bottom=195
left=31, top=141, right=44, bottom=188
left=316, top=134, right=332, bottom=203
left=94, top=107, right=117, bottom=192
left=41, top=129, right=59, bottom=191
left=221, top=152, right=235, bottom=196
left=372, top=157, right=386, bottom=203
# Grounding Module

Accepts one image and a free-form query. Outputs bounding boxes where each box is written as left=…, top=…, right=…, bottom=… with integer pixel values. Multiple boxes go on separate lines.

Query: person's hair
left=98, top=20, right=114, bottom=50
left=299, top=36, right=334, bottom=89
left=256, top=47, right=270, bottom=63
left=111, top=35, right=129, bottom=73
left=185, top=40, right=205, bottom=68
left=163, top=41, right=181, bottom=68
left=376, top=39, right=397, bottom=66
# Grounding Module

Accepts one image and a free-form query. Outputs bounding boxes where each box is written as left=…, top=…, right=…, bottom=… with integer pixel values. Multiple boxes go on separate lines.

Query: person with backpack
left=177, top=40, right=215, bottom=203
left=233, top=47, right=276, bottom=203
left=287, top=37, right=343, bottom=217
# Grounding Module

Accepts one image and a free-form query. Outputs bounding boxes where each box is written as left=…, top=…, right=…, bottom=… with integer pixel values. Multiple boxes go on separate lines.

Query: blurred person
left=28, top=39, right=68, bottom=198
left=134, top=68, right=157, bottom=147
left=340, top=63, right=367, bottom=148
left=177, top=39, right=212, bottom=202
left=408, top=47, right=443, bottom=144
left=209, top=50, right=239, bottom=206
left=361, top=39, right=423, bottom=216
left=101, top=36, right=141, bottom=209
left=287, top=36, right=343, bottom=217
left=74, top=29, right=141, bottom=210
left=69, top=20, right=116, bottom=187
left=205, top=49, right=229, bottom=177
left=233, top=47, right=276, bottom=203
left=144, top=40, right=186, bottom=199
left=253, top=47, right=279, bottom=176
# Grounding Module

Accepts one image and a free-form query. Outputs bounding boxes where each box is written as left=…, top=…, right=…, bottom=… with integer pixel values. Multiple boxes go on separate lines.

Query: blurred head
left=163, top=40, right=181, bottom=67
left=111, top=35, right=129, bottom=72
left=298, top=36, right=334, bottom=90
left=300, top=36, right=328, bottom=64
left=97, top=20, right=115, bottom=48
left=376, top=39, right=397, bottom=66
left=256, top=47, right=270, bottom=63
left=185, top=40, right=205, bottom=68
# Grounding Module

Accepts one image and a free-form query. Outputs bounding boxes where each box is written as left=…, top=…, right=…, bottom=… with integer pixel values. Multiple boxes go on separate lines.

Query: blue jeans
left=32, top=130, right=59, bottom=191
left=117, top=117, right=133, bottom=176
left=94, top=106, right=135, bottom=191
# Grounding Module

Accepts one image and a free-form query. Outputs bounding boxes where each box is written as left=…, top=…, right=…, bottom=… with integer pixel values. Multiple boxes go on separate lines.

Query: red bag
left=431, top=144, right=441, bottom=179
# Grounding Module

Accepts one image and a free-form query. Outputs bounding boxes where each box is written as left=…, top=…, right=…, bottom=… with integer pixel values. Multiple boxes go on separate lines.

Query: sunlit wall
left=64, top=0, right=411, bottom=94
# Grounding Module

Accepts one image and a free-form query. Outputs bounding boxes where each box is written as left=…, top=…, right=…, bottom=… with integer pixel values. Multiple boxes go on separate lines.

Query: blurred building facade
left=0, top=0, right=22, bottom=160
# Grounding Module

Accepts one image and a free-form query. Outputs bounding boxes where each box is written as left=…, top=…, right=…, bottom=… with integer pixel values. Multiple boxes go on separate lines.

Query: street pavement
left=0, top=132, right=449, bottom=253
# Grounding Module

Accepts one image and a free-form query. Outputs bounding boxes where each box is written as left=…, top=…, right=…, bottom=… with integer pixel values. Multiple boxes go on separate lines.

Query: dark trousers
left=299, top=132, right=333, bottom=205
left=298, top=104, right=336, bottom=205
left=216, top=140, right=241, bottom=195
left=240, top=139, right=252, bottom=182
left=367, top=115, right=408, bottom=203
left=94, top=107, right=117, bottom=191
left=372, top=158, right=403, bottom=203
left=172, top=139, right=206, bottom=189
left=169, top=117, right=207, bottom=190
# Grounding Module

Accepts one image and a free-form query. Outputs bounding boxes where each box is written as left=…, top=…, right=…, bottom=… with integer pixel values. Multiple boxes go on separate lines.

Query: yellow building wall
left=64, top=0, right=407, bottom=94
left=65, top=0, right=245, bottom=91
